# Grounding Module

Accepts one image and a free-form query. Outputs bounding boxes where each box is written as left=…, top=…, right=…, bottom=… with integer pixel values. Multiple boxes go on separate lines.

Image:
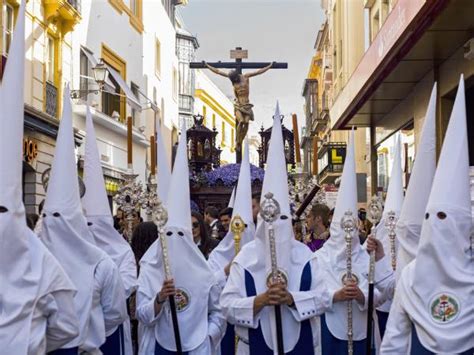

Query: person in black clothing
left=218, top=207, right=233, bottom=240
left=192, top=211, right=219, bottom=259
left=129, top=221, right=159, bottom=354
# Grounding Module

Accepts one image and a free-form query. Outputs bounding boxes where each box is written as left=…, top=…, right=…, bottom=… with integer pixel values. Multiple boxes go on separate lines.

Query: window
left=172, top=67, right=178, bottom=101
left=79, top=50, right=90, bottom=94
left=102, top=72, right=121, bottom=120
left=131, top=82, right=140, bottom=125
left=46, top=36, right=55, bottom=83
left=371, top=10, right=380, bottom=42
left=2, top=3, right=13, bottom=56
left=155, top=39, right=161, bottom=77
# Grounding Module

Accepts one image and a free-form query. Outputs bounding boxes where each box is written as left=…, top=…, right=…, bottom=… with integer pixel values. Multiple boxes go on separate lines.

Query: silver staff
left=260, top=192, right=284, bottom=355
left=341, top=210, right=357, bottom=355
left=151, top=194, right=183, bottom=353
left=366, top=195, right=383, bottom=354
left=385, top=211, right=398, bottom=271
left=367, top=195, right=383, bottom=284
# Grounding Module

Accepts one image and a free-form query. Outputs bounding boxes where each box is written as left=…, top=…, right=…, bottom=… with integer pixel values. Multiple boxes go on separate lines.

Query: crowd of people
left=1, top=4, right=473, bottom=355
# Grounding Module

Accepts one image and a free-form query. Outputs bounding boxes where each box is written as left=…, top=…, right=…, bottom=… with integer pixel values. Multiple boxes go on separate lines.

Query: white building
left=70, top=0, right=184, bottom=205
left=194, top=69, right=236, bottom=165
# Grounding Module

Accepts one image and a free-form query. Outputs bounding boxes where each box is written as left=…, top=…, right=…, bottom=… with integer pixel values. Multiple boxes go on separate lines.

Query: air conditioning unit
left=463, top=38, right=474, bottom=61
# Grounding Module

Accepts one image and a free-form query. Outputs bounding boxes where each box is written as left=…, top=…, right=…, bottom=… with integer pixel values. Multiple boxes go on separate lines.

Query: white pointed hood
left=156, top=119, right=171, bottom=204
left=234, top=102, right=314, bottom=352
left=373, top=134, right=404, bottom=254
left=138, top=122, right=214, bottom=352
left=0, top=3, right=74, bottom=352
left=82, top=106, right=136, bottom=293
left=396, top=84, right=437, bottom=279
left=322, top=129, right=359, bottom=261
left=400, top=76, right=474, bottom=353
left=228, top=187, right=236, bottom=208
left=372, top=135, right=404, bottom=312
left=315, top=129, right=371, bottom=341
left=208, top=140, right=255, bottom=273
left=40, top=86, right=106, bottom=347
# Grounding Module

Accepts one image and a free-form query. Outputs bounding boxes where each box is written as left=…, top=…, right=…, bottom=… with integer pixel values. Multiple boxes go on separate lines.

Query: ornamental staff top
left=190, top=47, right=287, bottom=162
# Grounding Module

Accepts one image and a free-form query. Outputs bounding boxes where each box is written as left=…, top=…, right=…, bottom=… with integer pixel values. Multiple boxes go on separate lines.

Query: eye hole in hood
left=0, top=206, right=8, bottom=213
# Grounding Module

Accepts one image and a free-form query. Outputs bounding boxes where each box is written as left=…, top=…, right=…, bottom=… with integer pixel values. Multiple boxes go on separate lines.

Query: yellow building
left=328, top=0, right=474, bottom=196
left=194, top=69, right=236, bottom=165
left=303, top=0, right=369, bottom=203
left=1, top=0, right=81, bottom=213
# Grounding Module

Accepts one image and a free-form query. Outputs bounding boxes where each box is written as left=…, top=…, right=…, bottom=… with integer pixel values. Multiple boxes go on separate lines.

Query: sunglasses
left=192, top=222, right=200, bottom=229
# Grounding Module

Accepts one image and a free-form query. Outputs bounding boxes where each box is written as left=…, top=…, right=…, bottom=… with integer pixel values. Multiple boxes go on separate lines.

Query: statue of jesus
left=204, top=62, right=274, bottom=152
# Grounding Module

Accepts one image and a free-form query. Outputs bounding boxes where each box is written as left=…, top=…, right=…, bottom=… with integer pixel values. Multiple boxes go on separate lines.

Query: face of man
left=204, top=213, right=212, bottom=224
left=252, top=198, right=260, bottom=222
left=305, top=213, right=315, bottom=231
left=220, top=214, right=231, bottom=232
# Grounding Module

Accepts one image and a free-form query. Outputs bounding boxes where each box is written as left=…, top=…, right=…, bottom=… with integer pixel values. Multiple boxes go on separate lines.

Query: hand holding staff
left=260, top=192, right=285, bottom=355
left=153, top=199, right=183, bottom=355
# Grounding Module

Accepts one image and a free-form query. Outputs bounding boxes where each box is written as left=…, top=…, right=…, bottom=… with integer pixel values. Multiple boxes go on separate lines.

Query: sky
left=179, top=0, right=324, bottom=136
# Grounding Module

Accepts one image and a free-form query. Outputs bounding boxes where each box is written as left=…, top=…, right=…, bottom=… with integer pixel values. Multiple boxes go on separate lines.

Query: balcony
left=179, top=95, right=194, bottom=114
left=317, top=142, right=346, bottom=184
left=44, top=0, right=82, bottom=33
left=45, top=81, right=58, bottom=118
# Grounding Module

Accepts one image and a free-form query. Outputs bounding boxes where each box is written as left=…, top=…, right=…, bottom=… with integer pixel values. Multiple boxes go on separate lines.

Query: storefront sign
left=23, top=138, right=38, bottom=163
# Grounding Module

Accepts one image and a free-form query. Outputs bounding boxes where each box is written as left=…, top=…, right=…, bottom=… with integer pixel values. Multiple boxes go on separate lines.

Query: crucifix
left=190, top=47, right=288, bottom=163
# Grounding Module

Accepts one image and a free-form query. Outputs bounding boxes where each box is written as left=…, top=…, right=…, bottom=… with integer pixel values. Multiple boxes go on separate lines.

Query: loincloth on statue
left=234, top=102, right=254, bottom=123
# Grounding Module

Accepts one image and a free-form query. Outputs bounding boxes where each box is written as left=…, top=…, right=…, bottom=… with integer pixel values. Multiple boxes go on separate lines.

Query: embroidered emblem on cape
left=174, top=288, right=190, bottom=312
left=341, top=273, right=359, bottom=286
left=430, top=293, right=460, bottom=323
left=266, top=269, right=288, bottom=288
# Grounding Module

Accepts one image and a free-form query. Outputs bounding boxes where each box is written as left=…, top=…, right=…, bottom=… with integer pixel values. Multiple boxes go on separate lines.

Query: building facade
left=303, top=0, right=369, bottom=204
left=176, top=15, right=199, bottom=130
left=326, top=0, right=474, bottom=197
left=194, top=69, right=236, bottom=165
left=1, top=0, right=187, bottom=214
left=1, top=0, right=81, bottom=214
left=71, top=0, right=186, bottom=207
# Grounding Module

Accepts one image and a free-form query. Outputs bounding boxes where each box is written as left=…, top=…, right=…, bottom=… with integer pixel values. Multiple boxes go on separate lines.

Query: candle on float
left=127, top=116, right=133, bottom=166
left=150, top=135, right=156, bottom=176
left=292, top=114, right=301, bottom=164
left=312, top=136, right=318, bottom=176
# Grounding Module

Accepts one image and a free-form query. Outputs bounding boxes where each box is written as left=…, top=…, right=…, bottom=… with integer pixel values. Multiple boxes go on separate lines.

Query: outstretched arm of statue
left=204, top=62, right=229, bottom=78
left=245, top=62, right=274, bottom=78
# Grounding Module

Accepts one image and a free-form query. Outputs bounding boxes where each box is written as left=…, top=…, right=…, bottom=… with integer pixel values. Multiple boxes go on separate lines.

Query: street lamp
left=70, top=58, right=110, bottom=99
left=92, top=59, right=108, bottom=90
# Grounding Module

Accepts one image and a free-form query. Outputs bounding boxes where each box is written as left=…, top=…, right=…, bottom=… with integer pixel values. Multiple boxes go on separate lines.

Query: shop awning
left=80, top=46, right=142, bottom=112
left=329, top=0, right=472, bottom=130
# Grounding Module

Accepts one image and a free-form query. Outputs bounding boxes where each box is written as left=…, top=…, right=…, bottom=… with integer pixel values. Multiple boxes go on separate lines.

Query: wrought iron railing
left=45, top=81, right=58, bottom=117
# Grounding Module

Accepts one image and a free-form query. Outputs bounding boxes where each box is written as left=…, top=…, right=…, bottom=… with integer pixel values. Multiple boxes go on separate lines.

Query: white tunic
left=137, top=283, right=226, bottom=355
left=220, top=259, right=332, bottom=355
left=28, top=235, right=79, bottom=354
left=82, top=256, right=128, bottom=352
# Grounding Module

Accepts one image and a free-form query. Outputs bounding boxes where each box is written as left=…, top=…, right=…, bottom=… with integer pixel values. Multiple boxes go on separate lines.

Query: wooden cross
left=190, top=47, right=288, bottom=163
left=190, top=47, right=288, bottom=74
